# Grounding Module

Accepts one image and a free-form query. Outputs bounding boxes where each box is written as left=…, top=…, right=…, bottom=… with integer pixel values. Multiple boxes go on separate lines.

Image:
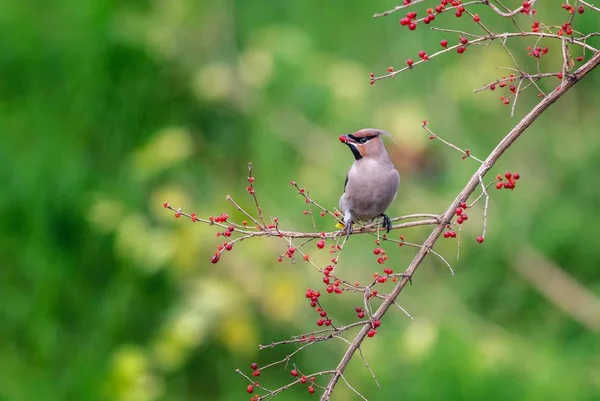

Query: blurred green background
left=1, top=1, right=599, bottom=400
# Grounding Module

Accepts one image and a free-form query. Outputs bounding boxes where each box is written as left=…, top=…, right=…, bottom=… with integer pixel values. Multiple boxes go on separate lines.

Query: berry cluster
left=528, top=45, right=548, bottom=59
left=399, top=11, right=419, bottom=31
left=561, top=3, right=585, bottom=14
left=521, top=1, right=535, bottom=15
left=495, top=171, right=520, bottom=190
left=245, top=363, right=317, bottom=398
left=443, top=201, right=468, bottom=239
left=367, top=319, right=381, bottom=338
left=558, top=21, right=573, bottom=36
left=246, top=176, right=255, bottom=194
left=305, top=288, right=335, bottom=327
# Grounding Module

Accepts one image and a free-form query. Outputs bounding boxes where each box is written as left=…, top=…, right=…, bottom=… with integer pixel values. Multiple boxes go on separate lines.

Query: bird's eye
left=359, top=137, right=368, bottom=144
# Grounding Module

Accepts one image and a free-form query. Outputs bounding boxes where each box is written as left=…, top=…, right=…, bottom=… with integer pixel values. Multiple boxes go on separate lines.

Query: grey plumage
left=338, top=128, right=400, bottom=234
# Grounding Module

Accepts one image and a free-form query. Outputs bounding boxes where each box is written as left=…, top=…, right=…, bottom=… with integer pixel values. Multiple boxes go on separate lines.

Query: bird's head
left=339, top=128, right=391, bottom=161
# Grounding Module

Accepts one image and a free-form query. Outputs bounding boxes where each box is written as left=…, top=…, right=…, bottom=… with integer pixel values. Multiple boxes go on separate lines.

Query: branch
left=320, top=51, right=600, bottom=401
left=374, top=31, right=597, bottom=83
left=373, top=0, right=538, bottom=19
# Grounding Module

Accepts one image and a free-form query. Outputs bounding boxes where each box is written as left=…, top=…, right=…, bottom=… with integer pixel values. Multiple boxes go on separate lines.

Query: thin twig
left=580, top=0, right=600, bottom=11
left=248, top=163, right=267, bottom=228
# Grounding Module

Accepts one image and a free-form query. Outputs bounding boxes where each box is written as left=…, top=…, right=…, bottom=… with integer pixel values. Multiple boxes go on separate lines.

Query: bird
left=338, top=128, right=400, bottom=236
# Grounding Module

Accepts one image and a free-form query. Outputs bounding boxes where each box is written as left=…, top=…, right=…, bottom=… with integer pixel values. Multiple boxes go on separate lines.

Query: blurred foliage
left=0, top=1, right=599, bottom=400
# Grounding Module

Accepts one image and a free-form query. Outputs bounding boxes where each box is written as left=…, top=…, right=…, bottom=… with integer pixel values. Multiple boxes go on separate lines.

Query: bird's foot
left=344, top=222, right=353, bottom=241
left=343, top=210, right=354, bottom=240
left=380, top=214, right=392, bottom=233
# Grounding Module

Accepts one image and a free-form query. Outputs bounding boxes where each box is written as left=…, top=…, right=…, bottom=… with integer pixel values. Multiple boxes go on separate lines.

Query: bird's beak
left=339, top=134, right=356, bottom=145
left=340, top=133, right=363, bottom=160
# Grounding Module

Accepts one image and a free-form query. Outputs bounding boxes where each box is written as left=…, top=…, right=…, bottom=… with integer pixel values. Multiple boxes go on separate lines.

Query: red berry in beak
left=339, top=135, right=347, bottom=143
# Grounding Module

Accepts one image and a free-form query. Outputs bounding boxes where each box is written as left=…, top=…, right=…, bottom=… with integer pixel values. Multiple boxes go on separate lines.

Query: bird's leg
left=380, top=213, right=392, bottom=233
left=344, top=210, right=353, bottom=239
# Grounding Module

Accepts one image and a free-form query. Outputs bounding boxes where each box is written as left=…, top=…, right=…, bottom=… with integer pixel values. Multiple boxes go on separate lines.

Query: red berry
left=250, top=363, right=258, bottom=370
left=505, top=172, right=512, bottom=179
left=357, top=311, right=365, bottom=318
left=162, top=202, right=169, bottom=208
left=316, top=240, right=325, bottom=249
left=444, top=231, right=450, bottom=238
left=457, top=46, right=466, bottom=54
left=409, top=22, right=417, bottom=30
left=576, top=56, right=584, bottom=62
left=406, top=11, right=417, bottom=19
left=455, top=207, right=463, bottom=215
left=247, top=385, right=254, bottom=393
left=210, top=253, right=220, bottom=264
left=473, top=14, right=480, bottom=22
left=308, top=387, right=315, bottom=394
left=440, top=39, right=448, bottom=48
left=477, top=236, right=484, bottom=243
left=460, top=202, right=467, bottom=209
left=400, top=17, right=410, bottom=26
left=460, top=36, right=468, bottom=44
left=373, top=319, right=381, bottom=328
left=406, top=58, right=414, bottom=66
left=418, top=50, right=426, bottom=59
left=578, top=5, right=585, bottom=13
left=252, top=370, right=261, bottom=377
left=300, top=376, right=307, bottom=384
left=449, top=231, right=456, bottom=238
left=291, top=369, right=299, bottom=377
left=558, top=72, right=564, bottom=79
left=367, top=329, right=377, bottom=337
left=513, top=173, right=520, bottom=180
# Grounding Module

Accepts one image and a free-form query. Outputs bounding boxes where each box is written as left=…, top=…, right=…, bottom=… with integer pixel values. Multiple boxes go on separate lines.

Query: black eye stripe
left=347, top=134, right=376, bottom=143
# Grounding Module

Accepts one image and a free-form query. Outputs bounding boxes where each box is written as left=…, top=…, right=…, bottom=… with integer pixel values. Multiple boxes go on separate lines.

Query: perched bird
left=338, top=128, right=400, bottom=235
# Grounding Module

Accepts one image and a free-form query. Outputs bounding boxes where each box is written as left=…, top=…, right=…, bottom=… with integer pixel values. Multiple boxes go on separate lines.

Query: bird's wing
left=343, top=175, right=348, bottom=193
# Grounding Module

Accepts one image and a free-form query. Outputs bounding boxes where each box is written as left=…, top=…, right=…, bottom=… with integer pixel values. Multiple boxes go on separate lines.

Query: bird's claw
left=344, top=222, right=353, bottom=240
left=381, top=214, right=392, bottom=233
